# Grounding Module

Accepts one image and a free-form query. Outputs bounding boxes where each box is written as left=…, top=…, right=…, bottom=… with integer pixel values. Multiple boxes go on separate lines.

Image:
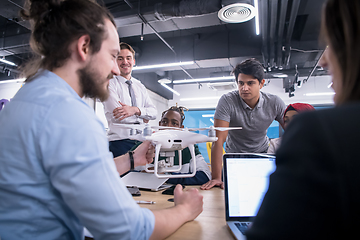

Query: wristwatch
left=128, top=151, right=134, bottom=170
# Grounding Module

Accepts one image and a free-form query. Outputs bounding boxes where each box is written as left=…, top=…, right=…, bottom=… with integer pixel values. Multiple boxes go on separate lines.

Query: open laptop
left=121, top=171, right=172, bottom=191
left=223, top=153, right=276, bottom=240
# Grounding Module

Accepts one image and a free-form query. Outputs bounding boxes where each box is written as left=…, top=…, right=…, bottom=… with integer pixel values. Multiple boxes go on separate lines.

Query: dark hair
left=161, top=106, right=188, bottom=125
left=321, top=0, right=360, bottom=104
left=20, top=0, right=115, bottom=80
left=120, top=42, right=135, bottom=58
left=232, top=58, right=265, bottom=83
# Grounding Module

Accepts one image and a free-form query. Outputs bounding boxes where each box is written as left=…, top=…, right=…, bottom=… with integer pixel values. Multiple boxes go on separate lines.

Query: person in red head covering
left=268, top=103, right=315, bottom=154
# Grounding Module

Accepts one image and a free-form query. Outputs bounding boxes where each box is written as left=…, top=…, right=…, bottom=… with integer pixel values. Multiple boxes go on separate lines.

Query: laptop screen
left=223, top=153, right=276, bottom=220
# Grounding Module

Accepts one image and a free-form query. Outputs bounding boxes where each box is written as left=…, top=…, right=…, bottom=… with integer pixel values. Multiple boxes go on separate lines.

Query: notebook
left=223, top=153, right=276, bottom=240
left=121, top=171, right=172, bottom=191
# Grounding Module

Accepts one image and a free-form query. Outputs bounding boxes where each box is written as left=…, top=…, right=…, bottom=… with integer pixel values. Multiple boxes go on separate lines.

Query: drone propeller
left=112, top=123, right=182, bottom=131
left=151, top=126, right=183, bottom=130
left=187, top=126, right=242, bottom=131
left=112, top=123, right=145, bottom=130
left=112, top=123, right=242, bottom=139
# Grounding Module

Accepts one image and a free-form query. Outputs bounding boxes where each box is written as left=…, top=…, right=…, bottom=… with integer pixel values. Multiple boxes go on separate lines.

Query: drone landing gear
left=145, top=144, right=197, bottom=179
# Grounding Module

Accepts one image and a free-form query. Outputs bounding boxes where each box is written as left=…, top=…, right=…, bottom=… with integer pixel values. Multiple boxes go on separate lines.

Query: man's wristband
left=128, top=151, right=135, bottom=170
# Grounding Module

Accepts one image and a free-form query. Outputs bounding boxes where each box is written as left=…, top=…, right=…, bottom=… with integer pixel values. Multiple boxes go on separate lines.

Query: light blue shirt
left=0, top=70, right=154, bottom=240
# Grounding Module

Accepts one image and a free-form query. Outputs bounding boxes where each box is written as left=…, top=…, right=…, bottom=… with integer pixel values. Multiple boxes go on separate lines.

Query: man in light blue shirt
left=0, top=1, right=203, bottom=239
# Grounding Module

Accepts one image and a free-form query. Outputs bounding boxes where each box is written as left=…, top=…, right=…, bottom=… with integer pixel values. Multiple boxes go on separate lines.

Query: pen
left=136, top=200, right=156, bottom=204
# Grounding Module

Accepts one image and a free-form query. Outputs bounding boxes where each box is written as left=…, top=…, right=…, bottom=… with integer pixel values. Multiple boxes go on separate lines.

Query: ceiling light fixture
left=0, top=58, right=17, bottom=66
left=157, top=79, right=180, bottom=96
left=160, top=83, right=180, bottom=96
left=218, top=3, right=256, bottom=23
left=254, top=0, right=260, bottom=35
left=0, top=78, right=25, bottom=84
left=327, top=82, right=333, bottom=88
left=173, top=76, right=235, bottom=84
left=304, top=92, right=335, bottom=96
left=180, top=96, right=221, bottom=102
left=272, top=73, right=288, bottom=78
left=202, top=114, right=214, bottom=118
left=133, top=61, right=194, bottom=71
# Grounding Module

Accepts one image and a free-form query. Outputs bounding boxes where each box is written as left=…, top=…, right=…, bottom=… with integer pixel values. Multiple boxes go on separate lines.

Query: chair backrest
left=206, top=141, right=225, bottom=163
left=0, top=99, right=10, bottom=112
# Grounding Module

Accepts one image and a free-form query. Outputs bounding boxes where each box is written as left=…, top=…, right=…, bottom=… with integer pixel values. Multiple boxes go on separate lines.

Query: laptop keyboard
left=234, top=222, right=250, bottom=235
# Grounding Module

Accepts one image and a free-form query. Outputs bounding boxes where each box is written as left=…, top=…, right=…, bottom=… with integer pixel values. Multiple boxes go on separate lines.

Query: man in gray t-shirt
left=201, top=58, right=286, bottom=190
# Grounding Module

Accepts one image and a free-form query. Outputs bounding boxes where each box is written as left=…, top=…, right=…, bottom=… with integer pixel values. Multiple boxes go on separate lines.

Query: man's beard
left=77, top=63, right=112, bottom=102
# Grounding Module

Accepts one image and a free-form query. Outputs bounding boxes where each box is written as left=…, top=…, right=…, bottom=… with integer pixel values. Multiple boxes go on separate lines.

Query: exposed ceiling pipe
left=0, top=36, right=30, bottom=57
left=155, top=0, right=221, bottom=20
left=276, top=0, right=288, bottom=69
left=114, top=0, right=222, bottom=24
left=136, top=14, right=176, bottom=55
left=259, top=0, right=269, bottom=67
left=0, top=0, right=30, bottom=30
left=268, top=0, right=278, bottom=68
left=284, top=0, right=301, bottom=68
left=123, top=0, right=194, bottom=81
left=303, top=49, right=326, bottom=83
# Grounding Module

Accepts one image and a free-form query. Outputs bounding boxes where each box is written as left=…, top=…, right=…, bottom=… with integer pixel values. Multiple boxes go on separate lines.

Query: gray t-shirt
left=215, top=90, right=285, bottom=153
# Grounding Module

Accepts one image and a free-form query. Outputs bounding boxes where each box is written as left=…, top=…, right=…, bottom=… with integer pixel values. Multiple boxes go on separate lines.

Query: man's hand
left=149, top=185, right=203, bottom=240
left=133, top=141, right=154, bottom=167
left=173, top=185, right=203, bottom=222
left=113, top=101, right=140, bottom=121
left=200, top=179, right=224, bottom=190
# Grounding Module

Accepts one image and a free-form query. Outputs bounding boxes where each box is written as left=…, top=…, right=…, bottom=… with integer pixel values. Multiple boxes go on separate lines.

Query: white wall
left=169, top=75, right=335, bottom=109
left=147, top=89, right=169, bottom=125
left=0, top=81, right=24, bottom=100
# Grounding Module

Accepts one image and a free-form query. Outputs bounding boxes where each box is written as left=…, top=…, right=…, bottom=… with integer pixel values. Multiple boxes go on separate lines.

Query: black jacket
left=246, top=102, right=360, bottom=240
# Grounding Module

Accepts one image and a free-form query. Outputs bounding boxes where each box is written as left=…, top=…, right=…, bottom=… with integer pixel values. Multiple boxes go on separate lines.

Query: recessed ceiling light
left=0, top=78, right=25, bottom=84
left=180, top=96, right=221, bottom=101
left=304, top=92, right=335, bottom=96
left=173, top=76, right=234, bottom=84
left=133, top=61, right=194, bottom=70
left=159, top=82, right=180, bottom=96
left=218, top=3, right=256, bottom=23
left=272, top=73, right=288, bottom=78
left=0, top=58, right=17, bottom=66
left=158, top=78, right=172, bottom=84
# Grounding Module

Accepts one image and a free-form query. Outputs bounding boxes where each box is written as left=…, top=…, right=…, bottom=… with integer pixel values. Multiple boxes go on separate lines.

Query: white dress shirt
left=103, top=75, right=157, bottom=141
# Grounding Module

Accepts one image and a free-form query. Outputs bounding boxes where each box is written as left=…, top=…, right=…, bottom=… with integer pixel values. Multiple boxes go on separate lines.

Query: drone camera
left=159, top=151, right=175, bottom=168
left=208, top=129, right=216, bottom=138
left=160, top=151, right=175, bottom=157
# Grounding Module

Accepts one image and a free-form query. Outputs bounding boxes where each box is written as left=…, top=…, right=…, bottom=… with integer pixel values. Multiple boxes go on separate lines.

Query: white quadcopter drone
left=112, top=123, right=242, bottom=179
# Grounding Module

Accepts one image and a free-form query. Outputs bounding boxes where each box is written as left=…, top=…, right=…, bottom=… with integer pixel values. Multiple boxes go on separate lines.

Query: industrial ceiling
left=0, top=0, right=327, bottom=99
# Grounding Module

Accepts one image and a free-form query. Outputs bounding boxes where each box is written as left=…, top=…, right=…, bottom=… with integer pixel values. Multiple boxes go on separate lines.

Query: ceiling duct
left=260, top=0, right=300, bottom=71
left=210, top=71, right=232, bottom=78
left=284, top=0, right=301, bottom=67
left=154, top=0, right=222, bottom=21
left=276, top=0, right=288, bottom=69
left=208, top=82, right=237, bottom=91
left=218, top=0, right=256, bottom=23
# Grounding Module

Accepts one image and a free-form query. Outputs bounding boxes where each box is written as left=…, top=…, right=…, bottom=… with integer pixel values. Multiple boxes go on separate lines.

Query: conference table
left=135, top=186, right=234, bottom=240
